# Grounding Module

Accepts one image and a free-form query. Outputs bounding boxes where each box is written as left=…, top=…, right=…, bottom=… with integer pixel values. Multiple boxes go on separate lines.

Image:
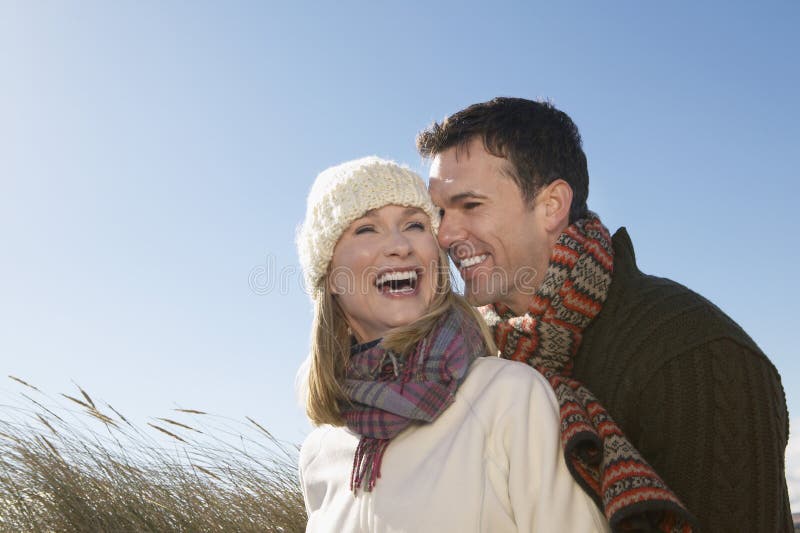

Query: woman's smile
left=374, top=268, right=421, bottom=296
left=328, top=205, right=439, bottom=342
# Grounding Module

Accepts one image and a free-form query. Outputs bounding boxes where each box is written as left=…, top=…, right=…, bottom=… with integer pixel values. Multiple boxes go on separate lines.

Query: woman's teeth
left=375, top=270, right=418, bottom=293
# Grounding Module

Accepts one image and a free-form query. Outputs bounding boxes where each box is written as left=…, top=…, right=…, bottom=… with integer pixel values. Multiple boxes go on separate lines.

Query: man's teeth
left=375, top=270, right=418, bottom=287
left=459, top=254, right=488, bottom=268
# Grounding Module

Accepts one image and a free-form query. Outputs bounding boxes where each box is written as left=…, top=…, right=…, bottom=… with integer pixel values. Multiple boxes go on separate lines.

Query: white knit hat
left=297, top=156, right=440, bottom=300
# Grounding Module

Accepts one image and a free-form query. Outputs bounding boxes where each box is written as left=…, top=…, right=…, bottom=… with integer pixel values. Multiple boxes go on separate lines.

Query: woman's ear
left=327, top=267, right=352, bottom=296
left=327, top=274, right=340, bottom=295
left=540, top=179, right=573, bottom=233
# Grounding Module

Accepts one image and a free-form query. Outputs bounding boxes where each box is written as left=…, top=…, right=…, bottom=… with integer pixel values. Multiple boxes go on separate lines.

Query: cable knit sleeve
left=635, top=338, right=792, bottom=532
left=495, top=362, right=610, bottom=533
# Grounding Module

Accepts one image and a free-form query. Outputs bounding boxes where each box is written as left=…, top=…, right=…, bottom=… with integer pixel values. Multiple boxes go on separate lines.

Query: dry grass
left=0, top=376, right=306, bottom=532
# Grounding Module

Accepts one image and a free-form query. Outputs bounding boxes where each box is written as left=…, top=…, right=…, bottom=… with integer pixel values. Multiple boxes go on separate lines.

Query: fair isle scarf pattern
left=341, top=305, right=485, bottom=492
left=481, top=215, right=697, bottom=533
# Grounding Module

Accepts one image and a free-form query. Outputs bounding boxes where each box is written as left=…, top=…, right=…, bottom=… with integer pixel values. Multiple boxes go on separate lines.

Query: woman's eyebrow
left=402, top=207, right=426, bottom=217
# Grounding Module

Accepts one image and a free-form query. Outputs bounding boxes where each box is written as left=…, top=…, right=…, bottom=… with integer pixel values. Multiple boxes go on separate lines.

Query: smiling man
left=418, top=97, right=792, bottom=532
left=427, top=134, right=562, bottom=313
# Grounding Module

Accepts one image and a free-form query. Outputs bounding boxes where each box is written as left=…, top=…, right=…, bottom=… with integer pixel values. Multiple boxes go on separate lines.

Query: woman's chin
left=361, top=307, right=429, bottom=339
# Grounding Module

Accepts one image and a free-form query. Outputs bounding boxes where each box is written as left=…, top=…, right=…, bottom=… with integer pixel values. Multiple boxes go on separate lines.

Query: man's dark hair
left=416, top=97, right=589, bottom=222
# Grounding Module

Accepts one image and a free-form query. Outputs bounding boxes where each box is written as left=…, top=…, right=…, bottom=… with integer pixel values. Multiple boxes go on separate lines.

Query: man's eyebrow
left=448, top=191, right=488, bottom=203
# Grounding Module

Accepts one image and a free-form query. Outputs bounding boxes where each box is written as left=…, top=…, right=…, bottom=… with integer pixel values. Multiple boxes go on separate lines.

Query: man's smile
left=457, top=253, right=488, bottom=269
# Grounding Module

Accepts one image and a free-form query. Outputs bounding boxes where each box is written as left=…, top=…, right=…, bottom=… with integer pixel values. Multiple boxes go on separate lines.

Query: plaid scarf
left=481, top=215, right=697, bottom=533
left=341, top=305, right=485, bottom=492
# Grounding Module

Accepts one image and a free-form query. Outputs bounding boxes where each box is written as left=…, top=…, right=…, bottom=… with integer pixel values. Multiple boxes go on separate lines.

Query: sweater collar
left=610, top=227, right=642, bottom=276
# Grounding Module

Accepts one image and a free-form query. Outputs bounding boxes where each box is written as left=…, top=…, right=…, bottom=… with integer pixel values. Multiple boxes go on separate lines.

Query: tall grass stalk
left=0, top=376, right=306, bottom=532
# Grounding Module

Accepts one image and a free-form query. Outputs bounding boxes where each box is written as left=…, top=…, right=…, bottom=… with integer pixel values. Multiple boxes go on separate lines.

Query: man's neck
left=503, top=290, right=538, bottom=316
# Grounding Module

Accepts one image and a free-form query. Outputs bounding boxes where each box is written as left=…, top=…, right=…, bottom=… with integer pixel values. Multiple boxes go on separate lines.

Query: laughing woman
left=296, top=157, right=608, bottom=533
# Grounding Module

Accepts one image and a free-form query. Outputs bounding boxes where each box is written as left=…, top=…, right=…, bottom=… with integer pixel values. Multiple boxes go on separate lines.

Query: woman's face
left=328, top=205, right=440, bottom=342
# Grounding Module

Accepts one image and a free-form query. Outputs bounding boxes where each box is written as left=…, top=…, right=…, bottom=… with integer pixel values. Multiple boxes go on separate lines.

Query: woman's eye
left=407, top=221, right=426, bottom=231
left=354, top=225, right=375, bottom=235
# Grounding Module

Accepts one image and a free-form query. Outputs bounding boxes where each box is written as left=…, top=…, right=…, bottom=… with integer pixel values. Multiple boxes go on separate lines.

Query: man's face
left=428, top=137, right=552, bottom=314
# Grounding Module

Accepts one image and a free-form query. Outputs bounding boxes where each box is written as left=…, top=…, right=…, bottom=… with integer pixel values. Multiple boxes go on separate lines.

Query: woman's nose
left=383, top=230, right=412, bottom=257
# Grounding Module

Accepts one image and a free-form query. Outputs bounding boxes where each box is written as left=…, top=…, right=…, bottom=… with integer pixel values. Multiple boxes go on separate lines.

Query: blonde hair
left=304, top=248, right=497, bottom=426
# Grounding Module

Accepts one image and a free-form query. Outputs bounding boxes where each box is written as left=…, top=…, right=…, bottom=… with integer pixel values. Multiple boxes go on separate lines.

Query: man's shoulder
left=577, top=227, right=765, bottom=386
left=604, top=227, right=760, bottom=351
left=573, top=228, right=781, bottom=429
left=617, top=265, right=736, bottom=334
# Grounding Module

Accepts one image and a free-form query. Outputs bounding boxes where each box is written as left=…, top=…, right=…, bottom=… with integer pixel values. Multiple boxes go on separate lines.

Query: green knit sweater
left=572, top=228, right=792, bottom=532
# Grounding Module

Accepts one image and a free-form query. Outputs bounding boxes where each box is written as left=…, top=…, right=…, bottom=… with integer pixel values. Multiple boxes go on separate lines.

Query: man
left=417, top=97, right=791, bottom=532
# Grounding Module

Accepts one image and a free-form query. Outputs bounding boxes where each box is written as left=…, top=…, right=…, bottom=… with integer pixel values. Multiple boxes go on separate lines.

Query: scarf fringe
left=350, top=437, right=390, bottom=493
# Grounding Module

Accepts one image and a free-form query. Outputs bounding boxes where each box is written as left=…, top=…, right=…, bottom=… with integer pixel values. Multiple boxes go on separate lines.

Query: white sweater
left=299, top=357, right=610, bottom=533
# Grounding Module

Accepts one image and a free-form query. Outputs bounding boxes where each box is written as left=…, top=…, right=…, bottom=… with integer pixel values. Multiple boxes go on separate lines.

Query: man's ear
left=540, top=179, right=573, bottom=233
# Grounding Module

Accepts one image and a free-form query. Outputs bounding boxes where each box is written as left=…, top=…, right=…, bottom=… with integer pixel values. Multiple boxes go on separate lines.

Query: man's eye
left=354, top=226, right=375, bottom=235
left=438, top=208, right=445, bottom=219
left=464, top=202, right=481, bottom=210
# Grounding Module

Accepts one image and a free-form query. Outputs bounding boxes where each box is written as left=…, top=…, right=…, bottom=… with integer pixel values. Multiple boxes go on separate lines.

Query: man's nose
left=436, top=212, right=467, bottom=253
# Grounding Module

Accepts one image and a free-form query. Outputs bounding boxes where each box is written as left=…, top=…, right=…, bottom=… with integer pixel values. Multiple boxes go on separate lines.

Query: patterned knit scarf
left=341, top=305, right=486, bottom=492
left=481, top=215, right=697, bottom=533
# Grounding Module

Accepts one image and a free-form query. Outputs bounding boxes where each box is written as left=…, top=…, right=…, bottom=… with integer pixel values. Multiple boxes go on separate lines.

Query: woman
left=296, top=156, right=609, bottom=532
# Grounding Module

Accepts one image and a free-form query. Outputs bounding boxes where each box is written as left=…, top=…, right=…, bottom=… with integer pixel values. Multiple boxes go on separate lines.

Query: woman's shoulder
left=466, top=356, right=554, bottom=393
left=299, top=424, right=358, bottom=471
left=458, top=357, right=559, bottom=417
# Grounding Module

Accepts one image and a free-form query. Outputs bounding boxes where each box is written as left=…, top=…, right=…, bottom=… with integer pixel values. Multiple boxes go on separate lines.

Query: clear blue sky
left=1, top=0, right=798, bottom=508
